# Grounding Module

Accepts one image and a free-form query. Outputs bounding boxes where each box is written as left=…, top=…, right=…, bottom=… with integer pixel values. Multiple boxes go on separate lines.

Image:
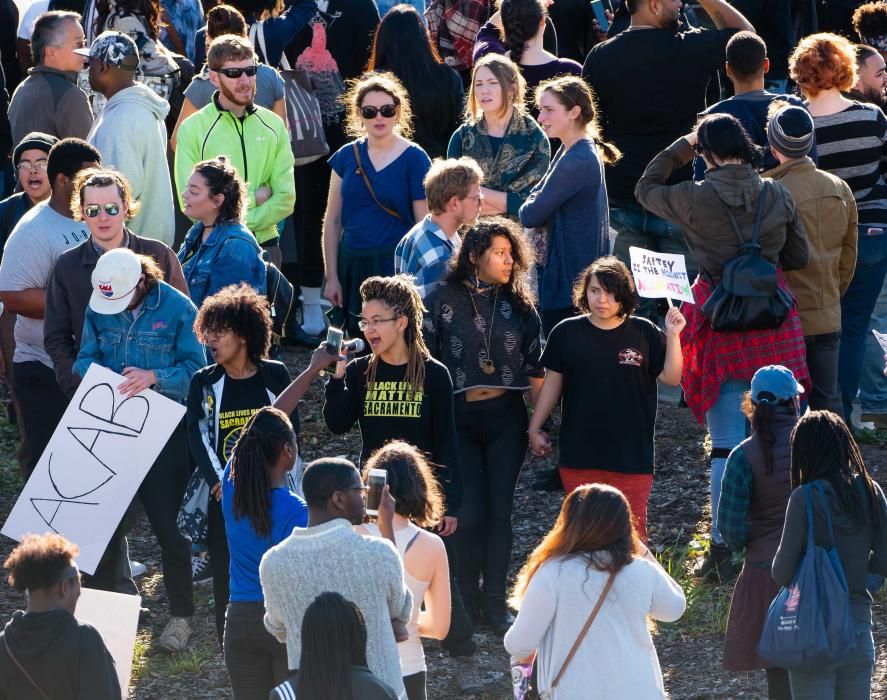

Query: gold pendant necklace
left=469, top=287, right=498, bottom=375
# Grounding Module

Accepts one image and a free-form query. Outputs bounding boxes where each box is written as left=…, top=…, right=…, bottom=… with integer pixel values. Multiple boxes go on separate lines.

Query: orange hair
left=789, top=32, right=858, bottom=98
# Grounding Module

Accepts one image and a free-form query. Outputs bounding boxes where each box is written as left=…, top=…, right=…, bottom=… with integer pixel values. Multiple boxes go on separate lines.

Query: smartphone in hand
left=366, top=469, right=387, bottom=516
left=591, top=0, right=609, bottom=31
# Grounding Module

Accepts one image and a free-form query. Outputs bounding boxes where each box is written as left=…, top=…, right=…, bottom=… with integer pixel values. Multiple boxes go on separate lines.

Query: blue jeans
left=839, top=227, right=887, bottom=420
left=860, top=280, right=887, bottom=414
left=706, top=380, right=750, bottom=545
left=610, top=201, right=697, bottom=319
left=789, top=622, right=875, bottom=699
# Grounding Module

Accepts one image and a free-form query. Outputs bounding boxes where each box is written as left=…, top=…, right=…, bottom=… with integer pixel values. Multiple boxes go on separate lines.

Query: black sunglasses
left=83, top=203, right=121, bottom=218
left=217, top=65, right=258, bottom=79
left=361, top=104, right=397, bottom=119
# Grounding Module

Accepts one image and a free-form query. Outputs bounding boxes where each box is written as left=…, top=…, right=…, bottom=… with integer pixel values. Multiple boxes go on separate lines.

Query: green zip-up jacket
left=174, top=92, right=295, bottom=244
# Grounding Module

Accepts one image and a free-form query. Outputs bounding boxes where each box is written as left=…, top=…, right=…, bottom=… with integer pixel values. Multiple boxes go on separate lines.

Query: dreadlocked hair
left=360, top=275, right=429, bottom=397
left=790, top=410, right=882, bottom=526
left=229, top=406, right=295, bottom=538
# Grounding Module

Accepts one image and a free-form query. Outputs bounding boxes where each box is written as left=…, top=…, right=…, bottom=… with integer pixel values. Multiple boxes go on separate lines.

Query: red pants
left=559, top=468, right=654, bottom=542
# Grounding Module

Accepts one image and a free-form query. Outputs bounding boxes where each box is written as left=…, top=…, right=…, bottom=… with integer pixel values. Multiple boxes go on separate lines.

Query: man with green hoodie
left=174, top=34, right=295, bottom=267
left=80, top=31, right=176, bottom=247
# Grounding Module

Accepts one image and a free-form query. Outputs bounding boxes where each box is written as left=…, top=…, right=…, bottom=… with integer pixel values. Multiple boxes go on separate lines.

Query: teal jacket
left=174, top=92, right=295, bottom=244
left=447, top=110, right=550, bottom=216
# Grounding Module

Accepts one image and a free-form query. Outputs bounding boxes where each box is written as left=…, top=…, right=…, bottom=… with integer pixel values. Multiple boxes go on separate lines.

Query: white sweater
left=504, top=556, right=686, bottom=699
left=259, top=519, right=413, bottom=699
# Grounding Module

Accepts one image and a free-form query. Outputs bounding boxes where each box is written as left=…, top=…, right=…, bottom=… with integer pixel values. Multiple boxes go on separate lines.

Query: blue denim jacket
left=177, top=220, right=267, bottom=309
left=74, top=282, right=205, bottom=402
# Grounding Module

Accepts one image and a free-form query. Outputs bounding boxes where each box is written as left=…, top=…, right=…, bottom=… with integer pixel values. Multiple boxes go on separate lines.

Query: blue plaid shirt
left=716, top=446, right=752, bottom=552
left=394, top=215, right=459, bottom=299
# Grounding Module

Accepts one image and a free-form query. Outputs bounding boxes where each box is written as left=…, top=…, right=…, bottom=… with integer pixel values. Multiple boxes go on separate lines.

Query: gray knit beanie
left=767, top=106, right=814, bottom=159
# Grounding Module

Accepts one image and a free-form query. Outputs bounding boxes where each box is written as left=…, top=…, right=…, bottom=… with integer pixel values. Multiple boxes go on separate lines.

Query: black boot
left=482, top=597, right=515, bottom=636
left=695, top=543, right=738, bottom=583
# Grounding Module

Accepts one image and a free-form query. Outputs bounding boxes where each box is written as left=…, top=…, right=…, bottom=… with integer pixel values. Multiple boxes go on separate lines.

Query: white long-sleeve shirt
left=504, top=555, right=686, bottom=699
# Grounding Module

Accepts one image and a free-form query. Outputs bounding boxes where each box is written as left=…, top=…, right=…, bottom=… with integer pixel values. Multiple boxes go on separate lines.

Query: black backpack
left=701, top=183, right=794, bottom=332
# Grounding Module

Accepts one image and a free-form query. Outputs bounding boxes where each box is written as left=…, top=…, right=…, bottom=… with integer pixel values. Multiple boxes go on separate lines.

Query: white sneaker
left=157, top=616, right=192, bottom=653
left=130, top=560, right=147, bottom=577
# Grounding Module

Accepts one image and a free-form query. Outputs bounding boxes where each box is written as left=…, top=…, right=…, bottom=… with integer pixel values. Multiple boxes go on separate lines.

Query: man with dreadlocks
left=772, top=410, right=887, bottom=696
left=323, top=274, right=463, bottom=528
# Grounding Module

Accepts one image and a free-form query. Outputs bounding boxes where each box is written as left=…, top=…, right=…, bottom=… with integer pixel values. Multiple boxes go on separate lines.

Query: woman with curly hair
left=447, top=54, right=550, bottom=219
left=504, top=484, right=685, bottom=698
left=323, top=74, right=431, bottom=338
left=424, top=218, right=543, bottom=633
left=527, top=257, right=685, bottom=540
left=789, top=33, right=887, bottom=428
left=177, top=158, right=266, bottom=309
left=0, top=534, right=120, bottom=699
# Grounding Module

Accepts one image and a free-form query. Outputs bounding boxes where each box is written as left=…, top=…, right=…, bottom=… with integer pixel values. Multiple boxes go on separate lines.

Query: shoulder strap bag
left=4, top=635, right=50, bottom=700
left=352, top=142, right=403, bottom=220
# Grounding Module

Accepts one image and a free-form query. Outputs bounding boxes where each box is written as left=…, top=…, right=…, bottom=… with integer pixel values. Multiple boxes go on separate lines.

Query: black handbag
left=701, top=183, right=794, bottom=332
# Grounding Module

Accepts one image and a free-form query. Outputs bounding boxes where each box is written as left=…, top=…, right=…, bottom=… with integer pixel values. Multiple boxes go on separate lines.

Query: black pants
left=88, top=421, right=194, bottom=617
left=224, top=601, right=289, bottom=700
left=453, top=391, right=529, bottom=608
left=766, top=667, right=791, bottom=700
left=805, top=331, right=842, bottom=414
left=440, top=535, right=477, bottom=658
left=83, top=511, right=138, bottom=596
left=12, top=360, right=68, bottom=479
left=403, top=671, right=427, bottom=700
left=208, top=495, right=231, bottom=645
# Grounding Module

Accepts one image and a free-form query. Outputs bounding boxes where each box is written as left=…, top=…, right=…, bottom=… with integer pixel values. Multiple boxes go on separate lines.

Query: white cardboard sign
left=874, top=329, right=887, bottom=354
left=75, top=588, right=141, bottom=696
left=629, top=247, right=695, bottom=304
left=2, top=364, right=186, bottom=573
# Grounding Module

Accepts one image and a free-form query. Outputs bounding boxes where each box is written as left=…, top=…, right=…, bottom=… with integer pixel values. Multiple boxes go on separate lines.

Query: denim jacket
left=73, top=282, right=205, bottom=402
left=177, top=220, right=267, bottom=309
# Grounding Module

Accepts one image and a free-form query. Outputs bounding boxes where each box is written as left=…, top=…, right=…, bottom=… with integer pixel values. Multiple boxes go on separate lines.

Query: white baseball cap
left=89, top=248, right=142, bottom=315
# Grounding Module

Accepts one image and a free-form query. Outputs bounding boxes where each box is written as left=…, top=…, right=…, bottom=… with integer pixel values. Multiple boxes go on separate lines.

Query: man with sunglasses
left=8, top=11, right=93, bottom=144
left=78, top=32, right=176, bottom=247
left=0, top=137, right=100, bottom=480
left=175, top=34, right=295, bottom=268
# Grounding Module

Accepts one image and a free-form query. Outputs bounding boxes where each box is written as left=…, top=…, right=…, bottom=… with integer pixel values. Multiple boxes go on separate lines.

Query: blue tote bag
left=757, top=481, right=856, bottom=669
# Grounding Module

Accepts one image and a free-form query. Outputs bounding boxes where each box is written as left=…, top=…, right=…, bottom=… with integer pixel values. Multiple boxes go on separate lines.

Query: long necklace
left=469, top=286, right=498, bottom=375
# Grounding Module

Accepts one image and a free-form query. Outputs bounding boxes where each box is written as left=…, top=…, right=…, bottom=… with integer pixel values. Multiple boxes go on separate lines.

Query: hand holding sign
left=629, top=247, right=695, bottom=305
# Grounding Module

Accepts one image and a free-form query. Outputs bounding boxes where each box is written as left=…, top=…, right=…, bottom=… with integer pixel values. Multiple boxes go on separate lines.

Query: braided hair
left=360, top=275, right=430, bottom=398
left=500, top=0, right=546, bottom=64
left=229, top=407, right=295, bottom=538
left=790, top=410, right=882, bottom=526
left=192, top=157, right=247, bottom=224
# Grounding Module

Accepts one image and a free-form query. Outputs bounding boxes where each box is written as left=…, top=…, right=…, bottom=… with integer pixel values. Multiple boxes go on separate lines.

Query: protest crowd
left=0, top=0, right=883, bottom=697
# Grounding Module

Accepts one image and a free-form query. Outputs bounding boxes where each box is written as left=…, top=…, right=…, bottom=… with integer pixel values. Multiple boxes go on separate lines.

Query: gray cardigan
left=519, top=138, right=610, bottom=310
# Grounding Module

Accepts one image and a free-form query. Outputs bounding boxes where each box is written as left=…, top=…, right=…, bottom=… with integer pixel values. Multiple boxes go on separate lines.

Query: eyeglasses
left=216, top=65, right=258, bottom=79
left=17, top=159, right=48, bottom=172
left=83, top=203, right=121, bottom=218
left=360, top=104, right=397, bottom=119
left=357, top=317, right=399, bottom=331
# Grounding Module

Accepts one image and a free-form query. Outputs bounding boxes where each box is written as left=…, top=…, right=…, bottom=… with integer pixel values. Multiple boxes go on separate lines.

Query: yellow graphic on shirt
left=363, top=381, right=423, bottom=418
left=219, top=408, right=262, bottom=461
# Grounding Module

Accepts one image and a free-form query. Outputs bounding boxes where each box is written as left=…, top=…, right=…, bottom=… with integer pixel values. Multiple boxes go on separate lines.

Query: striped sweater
left=813, top=102, right=887, bottom=226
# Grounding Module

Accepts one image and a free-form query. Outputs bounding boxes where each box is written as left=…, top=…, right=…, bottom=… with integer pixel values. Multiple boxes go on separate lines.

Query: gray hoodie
left=87, top=84, right=175, bottom=246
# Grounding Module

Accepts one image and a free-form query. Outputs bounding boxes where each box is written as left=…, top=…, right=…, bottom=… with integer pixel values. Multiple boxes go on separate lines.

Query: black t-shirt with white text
left=217, top=373, right=271, bottom=466
left=541, top=315, right=666, bottom=473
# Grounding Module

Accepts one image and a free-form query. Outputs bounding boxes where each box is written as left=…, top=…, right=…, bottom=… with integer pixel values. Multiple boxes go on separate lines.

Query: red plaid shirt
left=426, top=0, right=490, bottom=72
left=681, top=275, right=811, bottom=424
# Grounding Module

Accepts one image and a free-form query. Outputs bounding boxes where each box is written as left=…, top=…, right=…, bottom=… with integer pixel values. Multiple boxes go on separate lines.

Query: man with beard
left=581, top=0, right=754, bottom=319
left=849, top=44, right=887, bottom=108
left=175, top=34, right=295, bottom=267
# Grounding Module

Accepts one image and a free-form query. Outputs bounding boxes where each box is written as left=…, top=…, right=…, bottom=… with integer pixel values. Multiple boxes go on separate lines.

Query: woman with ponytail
left=177, top=157, right=266, bottom=309
left=519, top=76, right=620, bottom=333
left=473, top=0, right=579, bottom=99
left=221, top=405, right=308, bottom=699
left=772, top=410, right=887, bottom=697
left=716, top=365, right=803, bottom=698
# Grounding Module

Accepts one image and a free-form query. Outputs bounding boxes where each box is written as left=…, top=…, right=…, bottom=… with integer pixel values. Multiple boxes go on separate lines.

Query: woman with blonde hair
left=323, top=73, right=431, bottom=338
left=520, top=76, right=620, bottom=333
left=359, top=441, right=452, bottom=700
left=789, top=32, right=887, bottom=428
left=504, top=484, right=685, bottom=698
left=447, top=54, right=550, bottom=219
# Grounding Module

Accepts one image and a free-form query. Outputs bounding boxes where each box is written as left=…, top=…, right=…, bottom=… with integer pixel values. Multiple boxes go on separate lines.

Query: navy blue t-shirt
left=221, top=462, right=308, bottom=601
left=329, top=138, right=431, bottom=249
